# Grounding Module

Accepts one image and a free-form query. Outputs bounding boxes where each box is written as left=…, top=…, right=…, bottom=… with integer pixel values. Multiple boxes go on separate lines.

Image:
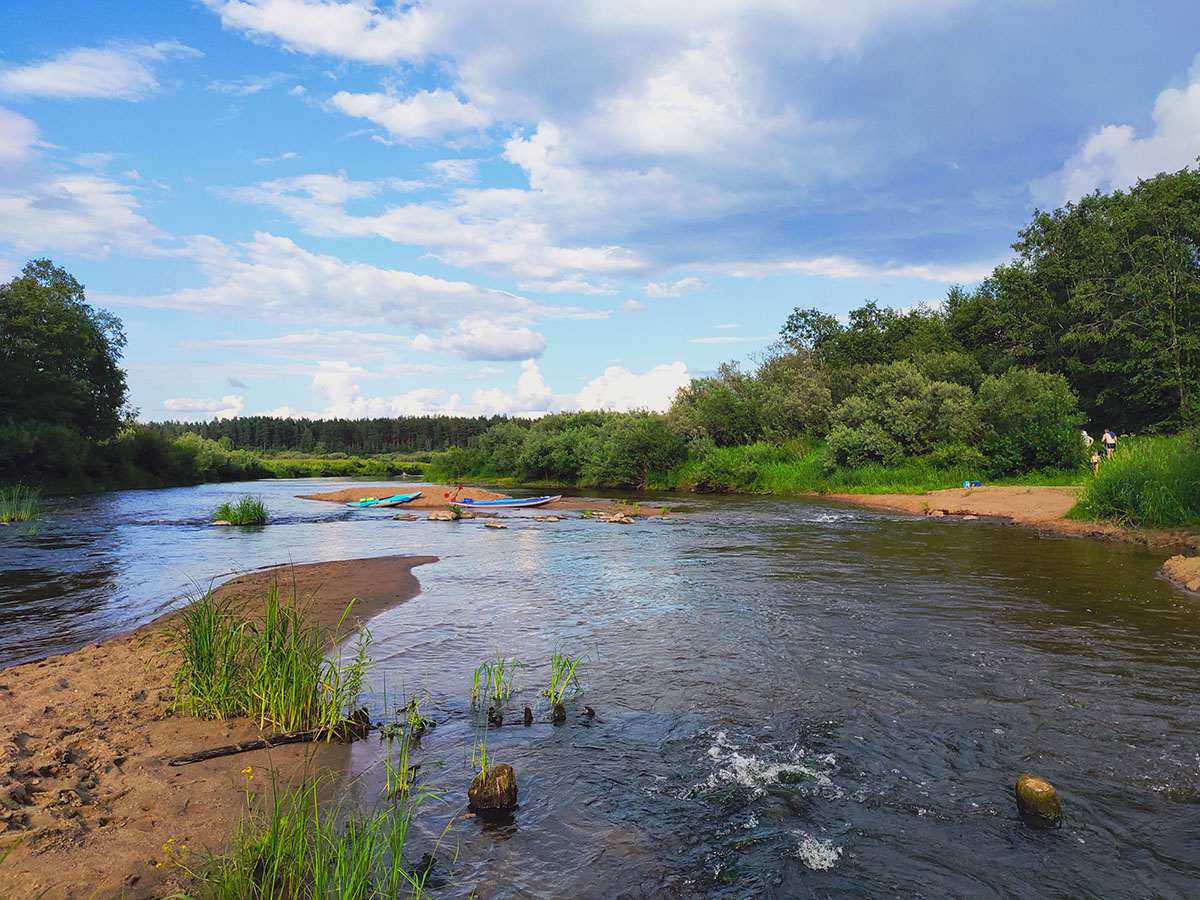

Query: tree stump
left=469, top=763, right=518, bottom=815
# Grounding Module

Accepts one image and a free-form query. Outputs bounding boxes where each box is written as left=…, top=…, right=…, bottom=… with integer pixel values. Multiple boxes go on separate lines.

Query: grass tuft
left=0, top=484, right=40, bottom=523
left=471, top=652, right=520, bottom=706
left=167, top=579, right=371, bottom=732
left=543, top=648, right=584, bottom=706
left=169, top=773, right=442, bottom=899
left=213, top=495, right=269, bottom=525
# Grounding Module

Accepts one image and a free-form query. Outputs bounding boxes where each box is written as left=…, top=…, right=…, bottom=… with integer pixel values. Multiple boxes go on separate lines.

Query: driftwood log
left=167, top=708, right=373, bottom=766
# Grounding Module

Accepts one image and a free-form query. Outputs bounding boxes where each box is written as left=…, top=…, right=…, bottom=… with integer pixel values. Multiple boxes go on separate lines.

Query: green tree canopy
left=0, top=260, right=129, bottom=441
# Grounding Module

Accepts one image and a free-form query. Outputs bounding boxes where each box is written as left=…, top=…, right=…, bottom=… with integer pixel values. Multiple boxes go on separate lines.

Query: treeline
left=429, top=167, right=1200, bottom=492
left=147, top=414, right=523, bottom=455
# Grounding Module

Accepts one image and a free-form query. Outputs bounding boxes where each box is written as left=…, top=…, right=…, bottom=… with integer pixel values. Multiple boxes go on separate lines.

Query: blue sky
left=2, top=1, right=1199, bottom=421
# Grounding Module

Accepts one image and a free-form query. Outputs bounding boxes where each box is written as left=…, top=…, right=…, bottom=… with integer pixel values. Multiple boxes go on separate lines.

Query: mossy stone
left=1015, top=773, right=1061, bottom=826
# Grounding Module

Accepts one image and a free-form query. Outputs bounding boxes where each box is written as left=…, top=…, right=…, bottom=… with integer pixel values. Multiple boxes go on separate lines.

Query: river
left=1, top=479, right=1197, bottom=898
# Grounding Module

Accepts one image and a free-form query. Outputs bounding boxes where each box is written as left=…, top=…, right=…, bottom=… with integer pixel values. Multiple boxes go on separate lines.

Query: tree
left=975, top=369, right=1084, bottom=475
left=0, top=260, right=129, bottom=441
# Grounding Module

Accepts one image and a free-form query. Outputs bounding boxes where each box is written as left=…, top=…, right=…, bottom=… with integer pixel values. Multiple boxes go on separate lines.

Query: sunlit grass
left=0, top=484, right=40, bottom=523
left=470, top=651, right=520, bottom=706
left=543, top=649, right=584, bottom=706
left=213, top=495, right=269, bottom=525
left=1070, top=430, right=1200, bottom=528
left=169, top=773, right=443, bottom=899
left=167, top=579, right=371, bottom=732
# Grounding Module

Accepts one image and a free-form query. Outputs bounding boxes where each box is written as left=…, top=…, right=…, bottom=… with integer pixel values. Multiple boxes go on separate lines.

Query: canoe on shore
left=452, top=494, right=562, bottom=509
left=346, top=491, right=423, bottom=508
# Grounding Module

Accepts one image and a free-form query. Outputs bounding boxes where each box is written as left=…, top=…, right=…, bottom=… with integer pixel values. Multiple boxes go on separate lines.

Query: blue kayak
left=452, top=495, right=561, bottom=509
left=346, top=491, right=422, bottom=508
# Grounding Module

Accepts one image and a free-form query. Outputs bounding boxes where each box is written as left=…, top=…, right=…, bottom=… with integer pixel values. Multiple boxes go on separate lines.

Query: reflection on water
left=2, top=480, right=1199, bottom=897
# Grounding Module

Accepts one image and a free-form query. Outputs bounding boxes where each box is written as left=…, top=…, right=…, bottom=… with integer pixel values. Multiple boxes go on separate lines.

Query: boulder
left=1162, top=555, right=1200, bottom=592
left=484, top=521, right=507, bottom=529
left=1015, top=774, right=1061, bottom=826
left=469, top=763, right=518, bottom=814
left=427, top=510, right=457, bottom=521
left=210, top=520, right=232, bottom=526
left=391, top=513, right=418, bottom=521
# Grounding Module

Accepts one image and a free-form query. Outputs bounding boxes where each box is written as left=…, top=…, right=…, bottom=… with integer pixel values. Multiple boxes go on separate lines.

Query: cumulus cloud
left=330, top=90, right=489, bottom=141
left=645, top=276, right=710, bottom=298
left=727, top=255, right=996, bottom=283
left=111, top=231, right=561, bottom=330
left=162, top=394, right=244, bottom=419
left=0, top=41, right=200, bottom=100
left=470, top=359, right=554, bottom=415
left=0, top=173, right=166, bottom=258
left=621, top=299, right=645, bottom=314
left=436, top=321, right=547, bottom=360
left=0, top=108, right=39, bottom=164
left=1034, top=59, right=1200, bottom=205
left=568, top=361, right=690, bottom=412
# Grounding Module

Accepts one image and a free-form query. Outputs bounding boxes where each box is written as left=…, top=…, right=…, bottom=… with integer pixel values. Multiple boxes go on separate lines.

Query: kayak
left=346, top=491, right=422, bottom=508
left=452, top=495, right=561, bottom=509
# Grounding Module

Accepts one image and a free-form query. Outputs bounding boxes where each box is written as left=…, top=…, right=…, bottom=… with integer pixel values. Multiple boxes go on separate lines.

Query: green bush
left=214, top=496, right=269, bottom=526
left=975, top=369, right=1084, bottom=476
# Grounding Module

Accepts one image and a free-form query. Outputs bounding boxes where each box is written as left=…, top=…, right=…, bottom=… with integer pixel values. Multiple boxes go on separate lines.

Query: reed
left=471, top=652, right=520, bottom=706
left=170, top=774, right=435, bottom=899
left=213, top=495, right=269, bottom=525
left=168, top=580, right=371, bottom=732
left=543, top=649, right=584, bottom=706
left=0, top=484, right=40, bottom=523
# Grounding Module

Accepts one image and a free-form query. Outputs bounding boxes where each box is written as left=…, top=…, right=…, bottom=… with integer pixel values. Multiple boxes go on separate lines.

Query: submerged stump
left=469, top=763, right=518, bottom=815
left=1015, top=774, right=1061, bottom=827
left=552, top=702, right=566, bottom=722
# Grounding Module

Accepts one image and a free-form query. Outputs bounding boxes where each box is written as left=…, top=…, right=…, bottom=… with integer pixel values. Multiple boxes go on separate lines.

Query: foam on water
left=698, top=729, right=839, bottom=798
left=792, top=830, right=842, bottom=870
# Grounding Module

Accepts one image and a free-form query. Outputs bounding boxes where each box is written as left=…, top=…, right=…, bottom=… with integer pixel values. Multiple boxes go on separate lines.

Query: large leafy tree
left=0, top=260, right=129, bottom=441
left=948, top=166, right=1200, bottom=433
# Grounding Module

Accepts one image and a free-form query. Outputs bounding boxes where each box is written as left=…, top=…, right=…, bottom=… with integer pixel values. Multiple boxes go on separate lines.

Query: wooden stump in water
left=523, top=706, right=533, bottom=726
left=552, top=702, right=566, bottom=722
left=1015, top=774, right=1061, bottom=827
left=469, top=763, right=518, bottom=815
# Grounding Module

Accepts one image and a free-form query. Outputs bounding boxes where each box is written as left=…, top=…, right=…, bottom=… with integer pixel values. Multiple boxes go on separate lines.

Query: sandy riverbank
left=300, top=484, right=665, bottom=517
left=0, top=555, right=434, bottom=900
left=826, top=485, right=1200, bottom=591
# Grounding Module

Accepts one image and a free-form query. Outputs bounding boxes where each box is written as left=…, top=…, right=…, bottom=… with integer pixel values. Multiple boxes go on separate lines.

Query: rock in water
left=427, top=510, right=456, bottom=521
left=552, top=702, right=566, bottom=722
left=523, top=706, right=533, bottom=726
left=469, top=763, right=518, bottom=814
left=1015, top=774, right=1061, bottom=826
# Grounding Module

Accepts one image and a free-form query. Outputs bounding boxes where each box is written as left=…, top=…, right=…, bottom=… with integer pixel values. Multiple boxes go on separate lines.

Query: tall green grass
left=1071, top=431, right=1200, bottom=528
left=171, top=775, right=438, bottom=899
left=543, top=649, right=584, bottom=705
left=168, top=580, right=371, bottom=732
left=470, top=652, right=520, bottom=706
left=213, top=495, right=269, bottom=525
left=0, top=484, right=40, bottom=522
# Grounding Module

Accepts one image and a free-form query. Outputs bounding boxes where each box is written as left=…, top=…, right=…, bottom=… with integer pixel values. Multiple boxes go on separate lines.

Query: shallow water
left=2, top=480, right=1198, bottom=897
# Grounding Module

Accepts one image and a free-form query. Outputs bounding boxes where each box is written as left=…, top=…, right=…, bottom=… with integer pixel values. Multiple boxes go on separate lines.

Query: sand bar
left=301, top=484, right=665, bottom=517
left=0, top=555, right=435, bottom=900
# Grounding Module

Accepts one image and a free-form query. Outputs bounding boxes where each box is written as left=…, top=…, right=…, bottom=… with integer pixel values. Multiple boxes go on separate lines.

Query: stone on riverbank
left=1162, top=555, right=1200, bottom=592
left=427, top=510, right=456, bottom=521
left=469, top=763, right=518, bottom=814
left=1015, top=774, right=1061, bottom=826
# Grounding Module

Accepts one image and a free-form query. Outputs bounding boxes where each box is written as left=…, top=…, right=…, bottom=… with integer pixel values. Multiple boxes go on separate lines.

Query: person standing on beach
left=1102, top=429, right=1117, bottom=459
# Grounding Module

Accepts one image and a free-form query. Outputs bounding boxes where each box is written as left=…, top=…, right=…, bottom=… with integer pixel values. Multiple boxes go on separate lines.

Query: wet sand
left=0, top=555, right=435, bottom=900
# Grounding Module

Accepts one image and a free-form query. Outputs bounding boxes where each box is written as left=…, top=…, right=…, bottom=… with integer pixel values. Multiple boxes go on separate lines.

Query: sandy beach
left=299, top=484, right=665, bottom=517
left=0, top=555, right=434, bottom=900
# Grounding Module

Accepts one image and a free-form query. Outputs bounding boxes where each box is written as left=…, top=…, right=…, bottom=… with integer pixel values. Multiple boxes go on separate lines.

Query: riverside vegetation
left=3, top=168, right=1197, bottom=525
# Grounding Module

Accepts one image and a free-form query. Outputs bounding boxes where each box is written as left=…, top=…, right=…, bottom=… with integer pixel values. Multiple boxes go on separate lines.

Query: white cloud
left=0, top=41, right=200, bottom=101
left=470, top=359, right=553, bottom=415
left=437, top=320, right=547, bottom=361
left=306, top=360, right=460, bottom=417
left=428, top=158, right=479, bottom=184
left=207, top=72, right=289, bottom=95
left=111, top=231, right=560, bottom=330
left=568, top=361, right=690, bottom=412
left=1034, top=59, right=1200, bottom=205
left=645, top=276, right=710, bottom=298
left=621, top=299, right=645, bottom=314
left=163, top=394, right=244, bottom=419
left=0, top=108, right=38, bottom=163
left=330, top=90, right=488, bottom=140
left=203, top=0, right=433, bottom=64
left=0, top=173, right=166, bottom=258
left=728, top=255, right=995, bottom=283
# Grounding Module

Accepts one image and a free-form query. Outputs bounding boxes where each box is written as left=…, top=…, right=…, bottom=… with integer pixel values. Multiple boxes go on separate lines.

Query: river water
left=1, top=479, right=1197, bottom=898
